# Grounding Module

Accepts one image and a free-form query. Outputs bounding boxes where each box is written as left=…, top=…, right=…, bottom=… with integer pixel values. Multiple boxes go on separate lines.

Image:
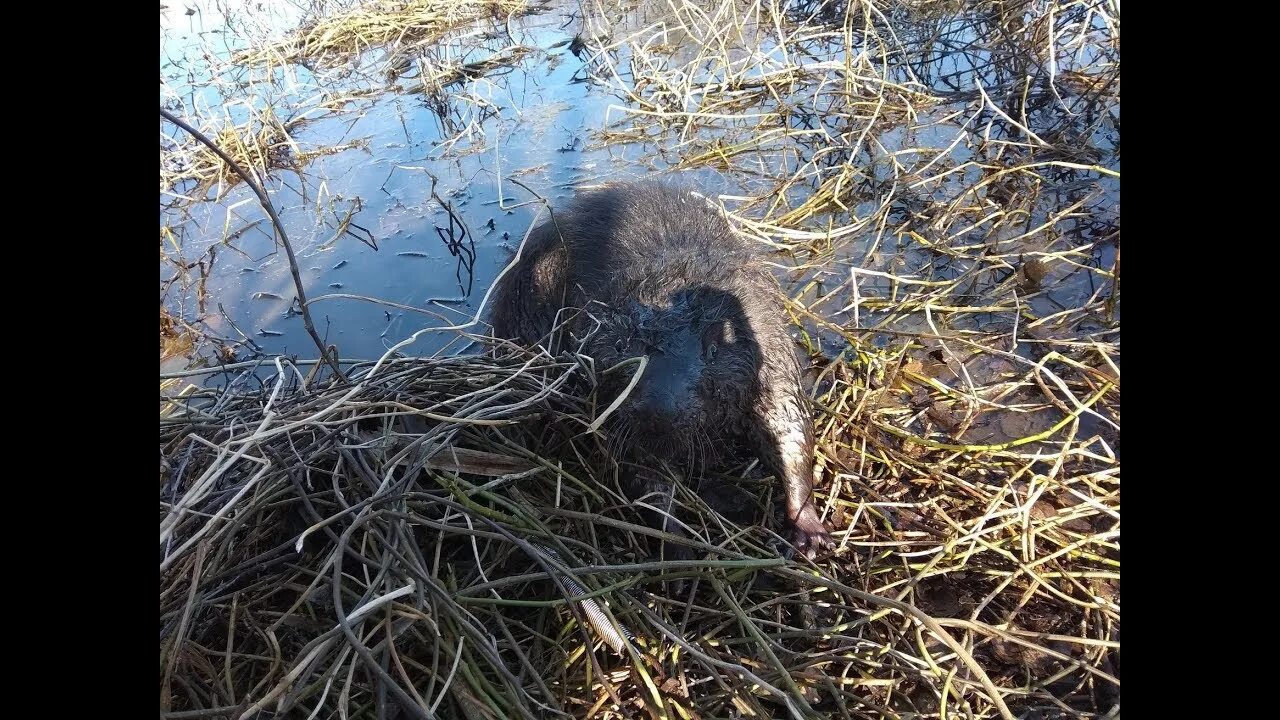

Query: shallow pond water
left=162, top=0, right=719, bottom=367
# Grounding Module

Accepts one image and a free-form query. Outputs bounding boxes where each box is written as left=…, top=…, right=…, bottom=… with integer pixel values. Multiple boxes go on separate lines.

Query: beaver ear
left=720, top=319, right=737, bottom=344
left=704, top=319, right=735, bottom=344
left=702, top=319, right=735, bottom=359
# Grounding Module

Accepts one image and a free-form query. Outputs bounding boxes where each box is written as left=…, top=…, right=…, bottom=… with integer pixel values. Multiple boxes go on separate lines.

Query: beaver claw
left=791, top=505, right=833, bottom=560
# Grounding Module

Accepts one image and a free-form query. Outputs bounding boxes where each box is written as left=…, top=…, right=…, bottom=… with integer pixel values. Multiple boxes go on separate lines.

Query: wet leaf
left=1017, top=256, right=1050, bottom=290
left=926, top=401, right=961, bottom=431
left=1029, top=499, right=1057, bottom=521
left=909, top=386, right=932, bottom=410
left=998, top=411, right=1035, bottom=439
left=970, top=355, right=1017, bottom=382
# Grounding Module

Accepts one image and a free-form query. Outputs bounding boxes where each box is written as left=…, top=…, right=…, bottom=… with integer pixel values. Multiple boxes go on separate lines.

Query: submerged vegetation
left=235, top=0, right=532, bottom=70
left=161, top=0, right=1119, bottom=718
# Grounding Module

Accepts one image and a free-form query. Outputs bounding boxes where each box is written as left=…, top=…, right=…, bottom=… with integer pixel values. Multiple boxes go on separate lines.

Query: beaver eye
left=614, top=338, right=628, bottom=353
left=706, top=342, right=718, bottom=360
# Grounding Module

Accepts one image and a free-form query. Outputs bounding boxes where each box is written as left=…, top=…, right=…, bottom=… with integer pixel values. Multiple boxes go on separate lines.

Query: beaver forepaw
left=791, top=505, right=832, bottom=559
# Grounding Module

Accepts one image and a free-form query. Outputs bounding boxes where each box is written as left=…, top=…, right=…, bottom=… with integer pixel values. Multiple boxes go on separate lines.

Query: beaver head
left=584, top=286, right=761, bottom=459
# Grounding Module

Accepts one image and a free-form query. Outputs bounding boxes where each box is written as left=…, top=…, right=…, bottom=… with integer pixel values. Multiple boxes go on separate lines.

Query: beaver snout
left=627, top=340, right=703, bottom=434
left=632, top=381, right=680, bottom=424
left=630, top=401, right=680, bottom=436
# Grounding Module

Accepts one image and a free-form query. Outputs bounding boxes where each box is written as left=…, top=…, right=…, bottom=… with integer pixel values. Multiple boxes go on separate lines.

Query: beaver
left=490, top=181, right=831, bottom=557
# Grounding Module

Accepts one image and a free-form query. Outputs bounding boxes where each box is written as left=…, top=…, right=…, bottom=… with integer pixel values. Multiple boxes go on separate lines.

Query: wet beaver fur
left=490, top=181, right=831, bottom=557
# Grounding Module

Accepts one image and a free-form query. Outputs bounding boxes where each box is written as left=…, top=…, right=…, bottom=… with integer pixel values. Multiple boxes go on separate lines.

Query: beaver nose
left=633, top=384, right=681, bottom=428
left=630, top=345, right=701, bottom=430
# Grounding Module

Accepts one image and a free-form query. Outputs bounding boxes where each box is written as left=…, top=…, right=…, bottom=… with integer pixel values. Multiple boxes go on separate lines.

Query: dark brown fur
left=490, top=182, right=830, bottom=556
